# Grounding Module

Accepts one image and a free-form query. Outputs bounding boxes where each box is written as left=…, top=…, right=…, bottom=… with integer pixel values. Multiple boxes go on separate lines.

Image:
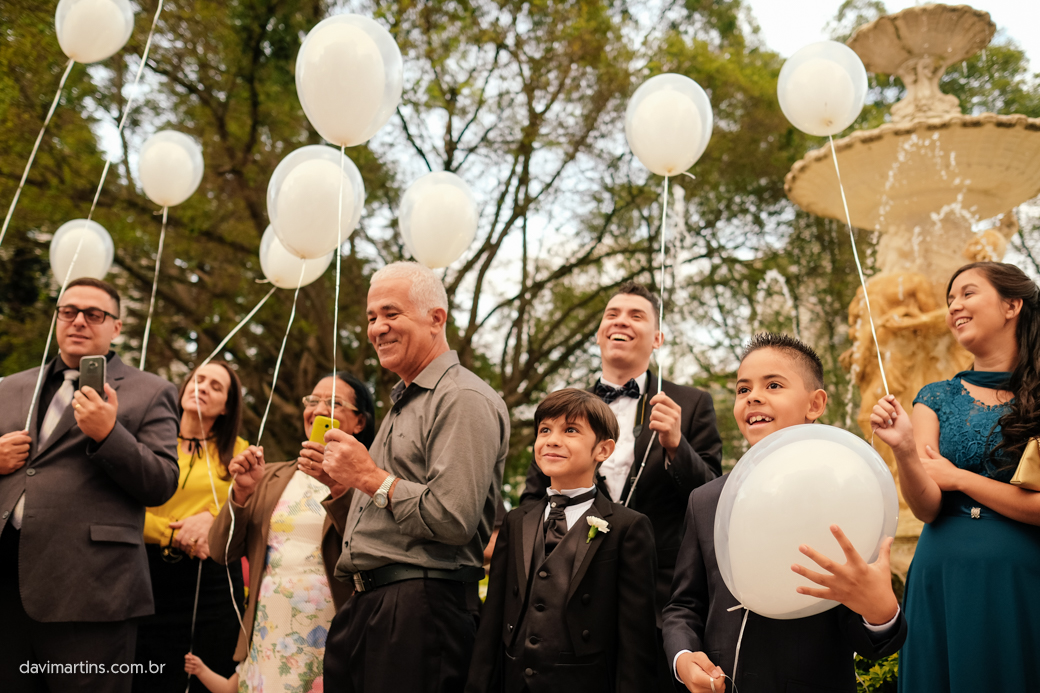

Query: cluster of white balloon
left=625, top=42, right=897, bottom=623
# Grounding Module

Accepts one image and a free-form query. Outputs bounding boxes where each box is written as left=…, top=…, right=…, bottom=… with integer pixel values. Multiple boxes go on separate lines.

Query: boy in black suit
left=467, top=389, right=658, bottom=693
left=663, top=333, right=906, bottom=693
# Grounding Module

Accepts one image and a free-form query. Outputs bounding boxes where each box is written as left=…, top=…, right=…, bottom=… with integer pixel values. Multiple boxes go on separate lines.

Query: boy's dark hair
left=65, top=277, right=121, bottom=313
left=611, top=281, right=660, bottom=328
left=741, top=332, right=825, bottom=391
left=535, top=388, right=619, bottom=445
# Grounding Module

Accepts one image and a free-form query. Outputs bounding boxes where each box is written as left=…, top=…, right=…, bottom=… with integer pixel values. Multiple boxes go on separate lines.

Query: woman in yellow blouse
left=132, top=361, right=248, bottom=693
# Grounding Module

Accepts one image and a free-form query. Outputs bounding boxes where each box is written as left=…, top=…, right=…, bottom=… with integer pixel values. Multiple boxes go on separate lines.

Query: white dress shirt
left=544, top=486, right=598, bottom=530
left=596, top=372, right=647, bottom=501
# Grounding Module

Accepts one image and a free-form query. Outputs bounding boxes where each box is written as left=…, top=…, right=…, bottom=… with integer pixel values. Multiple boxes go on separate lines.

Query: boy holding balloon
left=663, top=333, right=905, bottom=693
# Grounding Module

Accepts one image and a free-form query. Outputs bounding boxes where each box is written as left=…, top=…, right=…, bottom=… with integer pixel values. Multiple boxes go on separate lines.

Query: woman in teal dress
left=872, top=261, right=1040, bottom=692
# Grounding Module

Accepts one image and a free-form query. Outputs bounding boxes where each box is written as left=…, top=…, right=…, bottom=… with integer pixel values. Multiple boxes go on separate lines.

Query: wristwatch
left=373, top=474, right=397, bottom=509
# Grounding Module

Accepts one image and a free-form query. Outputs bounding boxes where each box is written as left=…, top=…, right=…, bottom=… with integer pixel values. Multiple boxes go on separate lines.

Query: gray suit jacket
left=0, top=353, right=179, bottom=622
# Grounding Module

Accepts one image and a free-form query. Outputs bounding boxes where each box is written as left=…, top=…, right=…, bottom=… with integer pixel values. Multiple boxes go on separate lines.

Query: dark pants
left=0, top=523, right=137, bottom=693
left=131, top=545, right=244, bottom=693
left=324, top=578, right=481, bottom=693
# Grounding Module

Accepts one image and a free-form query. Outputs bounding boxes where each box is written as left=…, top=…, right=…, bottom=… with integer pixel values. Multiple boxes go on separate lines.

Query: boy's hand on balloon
left=791, top=525, right=899, bottom=627
left=676, top=651, right=726, bottom=693
left=869, top=395, right=915, bottom=454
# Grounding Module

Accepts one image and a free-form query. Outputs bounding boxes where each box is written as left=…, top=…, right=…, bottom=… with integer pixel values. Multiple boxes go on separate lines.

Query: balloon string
left=196, top=286, right=277, bottom=370
left=0, top=58, right=76, bottom=251
left=24, top=225, right=90, bottom=430
left=330, top=145, right=346, bottom=412
left=828, top=135, right=890, bottom=396
left=23, top=312, right=58, bottom=431
left=190, top=373, right=246, bottom=652
left=256, top=264, right=307, bottom=445
left=139, top=205, right=168, bottom=370
left=656, top=175, right=670, bottom=394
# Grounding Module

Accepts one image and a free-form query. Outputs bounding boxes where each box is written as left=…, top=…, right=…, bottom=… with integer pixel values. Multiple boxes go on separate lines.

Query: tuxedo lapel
left=568, top=493, right=614, bottom=599
left=520, top=498, right=547, bottom=586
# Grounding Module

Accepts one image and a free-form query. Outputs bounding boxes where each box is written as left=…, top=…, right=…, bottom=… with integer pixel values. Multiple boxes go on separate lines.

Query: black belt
left=351, top=563, right=485, bottom=593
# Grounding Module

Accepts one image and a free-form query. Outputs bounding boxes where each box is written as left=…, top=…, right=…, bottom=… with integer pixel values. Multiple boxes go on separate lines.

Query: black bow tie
left=594, top=378, right=641, bottom=404
left=543, top=489, right=597, bottom=556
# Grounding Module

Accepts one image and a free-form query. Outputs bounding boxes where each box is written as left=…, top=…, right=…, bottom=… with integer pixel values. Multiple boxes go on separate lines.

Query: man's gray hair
left=371, top=261, right=449, bottom=317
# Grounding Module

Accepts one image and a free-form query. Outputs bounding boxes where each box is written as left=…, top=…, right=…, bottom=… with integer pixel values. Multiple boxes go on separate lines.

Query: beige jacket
left=209, top=461, right=354, bottom=661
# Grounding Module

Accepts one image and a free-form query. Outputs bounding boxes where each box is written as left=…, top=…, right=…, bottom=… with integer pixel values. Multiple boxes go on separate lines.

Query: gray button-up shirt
left=336, top=351, right=509, bottom=576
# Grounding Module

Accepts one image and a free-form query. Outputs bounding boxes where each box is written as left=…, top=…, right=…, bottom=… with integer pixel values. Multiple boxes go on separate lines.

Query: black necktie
left=543, top=489, right=597, bottom=556
left=594, top=378, right=641, bottom=404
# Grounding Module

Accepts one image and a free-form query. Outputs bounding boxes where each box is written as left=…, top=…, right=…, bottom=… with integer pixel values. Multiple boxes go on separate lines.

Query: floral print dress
left=238, top=471, right=336, bottom=693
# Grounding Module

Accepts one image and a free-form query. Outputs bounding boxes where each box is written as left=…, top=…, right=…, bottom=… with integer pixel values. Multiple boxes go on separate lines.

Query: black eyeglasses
left=56, top=305, right=119, bottom=325
left=301, top=395, right=357, bottom=411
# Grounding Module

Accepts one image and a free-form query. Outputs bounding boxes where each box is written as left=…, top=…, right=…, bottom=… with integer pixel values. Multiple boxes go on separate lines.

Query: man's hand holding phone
left=73, top=384, right=118, bottom=443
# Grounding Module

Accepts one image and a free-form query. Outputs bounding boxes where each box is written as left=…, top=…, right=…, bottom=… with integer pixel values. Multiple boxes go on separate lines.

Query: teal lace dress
left=898, top=378, right=1040, bottom=692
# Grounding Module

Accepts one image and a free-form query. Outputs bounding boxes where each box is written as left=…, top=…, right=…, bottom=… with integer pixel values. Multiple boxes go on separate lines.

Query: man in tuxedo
left=521, top=282, right=722, bottom=686
left=0, top=278, right=180, bottom=693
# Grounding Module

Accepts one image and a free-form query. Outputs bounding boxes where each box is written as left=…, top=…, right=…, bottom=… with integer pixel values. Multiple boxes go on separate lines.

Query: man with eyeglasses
left=0, top=277, right=179, bottom=693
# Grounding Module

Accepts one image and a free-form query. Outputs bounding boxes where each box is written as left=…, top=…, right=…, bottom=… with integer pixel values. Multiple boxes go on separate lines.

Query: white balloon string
left=23, top=311, right=58, bottom=431
left=0, top=58, right=76, bottom=251
left=330, top=144, right=346, bottom=412
left=656, top=175, right=670, bottom=394
left=196, top=286, right=277, bottom=370
left=828, top=135, right=890, bottom=395
left=190, top=372, right=246, bottom=642
left=732, top=607, right=749, bottom=689
left=256, top=264, right=307, bottom=445
left=24, top=226, right=90, bottom=430
left=139, top=205, right=168, bottom=371
left=184, top=559, right=203, bottom=693
left=116, top=0, right=164, bottom=134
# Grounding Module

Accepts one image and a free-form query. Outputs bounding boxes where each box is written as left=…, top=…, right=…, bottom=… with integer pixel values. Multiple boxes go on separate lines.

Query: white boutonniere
left=586, top=516, right=610, bottom=543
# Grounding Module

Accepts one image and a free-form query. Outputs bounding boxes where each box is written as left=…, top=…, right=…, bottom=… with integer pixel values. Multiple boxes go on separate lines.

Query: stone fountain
left=784, top=4, right=1040, bottom=576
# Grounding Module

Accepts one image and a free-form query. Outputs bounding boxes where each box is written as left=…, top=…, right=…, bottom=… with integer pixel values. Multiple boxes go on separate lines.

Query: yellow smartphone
left=309, top=415, right=340, bottom=444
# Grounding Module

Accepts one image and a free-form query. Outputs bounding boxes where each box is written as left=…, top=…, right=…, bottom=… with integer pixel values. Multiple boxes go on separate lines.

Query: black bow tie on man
left=594, top=378, right=641, bottom=404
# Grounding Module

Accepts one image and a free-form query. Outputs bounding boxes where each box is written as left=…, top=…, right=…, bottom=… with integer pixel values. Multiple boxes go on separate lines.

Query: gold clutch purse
left=1011, top=438, right=1040, bottom=491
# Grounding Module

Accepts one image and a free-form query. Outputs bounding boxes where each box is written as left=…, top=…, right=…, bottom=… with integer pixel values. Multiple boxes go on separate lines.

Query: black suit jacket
left=521, top=372, right=722, bottom=623
left=662, top=475, right=907, bottom=693
left=466, top=493, right=659, bottom=693
left=0, top=354, right=179, bottom=622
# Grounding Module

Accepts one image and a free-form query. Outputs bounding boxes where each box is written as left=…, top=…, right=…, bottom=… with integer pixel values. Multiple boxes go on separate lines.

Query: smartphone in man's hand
left=79, top=355, right=106, bottom=396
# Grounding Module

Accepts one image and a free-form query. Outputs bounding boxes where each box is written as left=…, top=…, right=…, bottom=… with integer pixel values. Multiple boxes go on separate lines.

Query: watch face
left=373, top=492, right=388, bottom=509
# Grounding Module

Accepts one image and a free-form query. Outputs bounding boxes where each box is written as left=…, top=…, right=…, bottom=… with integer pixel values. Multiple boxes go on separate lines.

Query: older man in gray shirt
left=321, top=261, right=509, bottom=693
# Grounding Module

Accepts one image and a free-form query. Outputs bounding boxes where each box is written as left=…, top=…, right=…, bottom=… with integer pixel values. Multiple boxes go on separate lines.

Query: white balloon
left=138, top=130, right=205, bottom=207
left=50, top=219, right=115, bottom=282
left=399, top=172, right=479, bottom=269
left=54, top=0, right=134, bottom=64
left=259, top=226, right=333, bottom=290
left=267, top=145, right=365, bottom=259
left=778, top=41, right=868, bottom=137
left=295, top=14, right=403, bottom=147
left=715, top=425, right=898, bottom=620
left=625, top=73, right=713, bottom=177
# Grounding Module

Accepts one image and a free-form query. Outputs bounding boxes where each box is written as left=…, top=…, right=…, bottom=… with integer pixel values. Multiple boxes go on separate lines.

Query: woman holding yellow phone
left=209, top=372, right=375, bottom=693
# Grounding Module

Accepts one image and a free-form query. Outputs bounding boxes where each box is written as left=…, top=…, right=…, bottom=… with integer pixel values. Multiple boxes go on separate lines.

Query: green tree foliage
left=1, top=0, right=1037, bottom=488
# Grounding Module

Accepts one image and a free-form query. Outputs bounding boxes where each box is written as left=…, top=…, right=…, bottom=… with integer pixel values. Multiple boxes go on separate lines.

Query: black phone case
left=79, top=356, right=106, bottom=395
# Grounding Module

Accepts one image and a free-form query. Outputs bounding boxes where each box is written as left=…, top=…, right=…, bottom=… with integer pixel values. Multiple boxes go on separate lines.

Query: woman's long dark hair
left=178, top=360, right=243, bottom=477
left=323, top=371, right=377, bottom=449
left=948, top=262, right=1040, bottom=460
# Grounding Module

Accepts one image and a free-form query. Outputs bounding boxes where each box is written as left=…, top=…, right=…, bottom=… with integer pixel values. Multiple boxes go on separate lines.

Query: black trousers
left=324, top=577, right=481, bottom=693
left=131, top=544, right=245, bottom=693
left=0, top=523, right=137, bottom=693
